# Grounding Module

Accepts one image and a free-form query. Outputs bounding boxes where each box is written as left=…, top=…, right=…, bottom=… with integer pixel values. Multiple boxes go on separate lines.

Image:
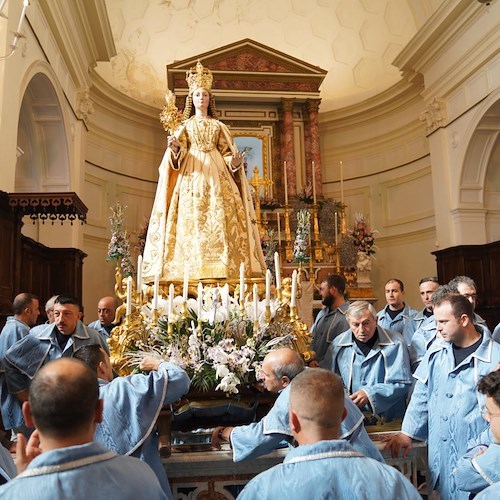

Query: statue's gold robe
left=143, top=116, right=266, bottom=282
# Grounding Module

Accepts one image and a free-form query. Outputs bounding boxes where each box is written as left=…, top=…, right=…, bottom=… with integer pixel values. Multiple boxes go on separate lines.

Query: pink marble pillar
left=306, top=99, right=322, bottom=198
left=281, top=98, right=296, bottom=198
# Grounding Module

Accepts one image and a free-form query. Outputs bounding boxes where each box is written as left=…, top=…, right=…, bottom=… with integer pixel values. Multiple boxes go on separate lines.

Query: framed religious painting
left=233, top=133, right=271, bottom=197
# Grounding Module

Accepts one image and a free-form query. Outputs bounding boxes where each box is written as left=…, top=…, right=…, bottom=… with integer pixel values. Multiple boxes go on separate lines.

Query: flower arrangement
left=125, top=288, right=296, bottom=395
left=350, top=212, right=378, bottom=256
left=106, top=202, right=135, bottom=277
left=259, top=197, right=281, bottom=210
left=293, top=209, right=311, bottom=263
left=296, top=184, right=314, bottom=204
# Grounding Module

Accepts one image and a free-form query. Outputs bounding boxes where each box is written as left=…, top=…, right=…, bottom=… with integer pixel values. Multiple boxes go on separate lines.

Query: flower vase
left=356, top=252, right=372, bottom=289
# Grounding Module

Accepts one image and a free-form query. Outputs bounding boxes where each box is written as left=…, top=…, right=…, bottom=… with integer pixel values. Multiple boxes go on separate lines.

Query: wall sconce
left=0, top=0, right=29, bottom=61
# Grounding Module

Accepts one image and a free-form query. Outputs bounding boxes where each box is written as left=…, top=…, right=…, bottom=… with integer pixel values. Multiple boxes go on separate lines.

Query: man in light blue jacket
left=0, top=358, right=167, bottom=499
left=211, top=347, right=383, bottom=462
left=376, top=278, right=417, bottom=345
left=384, top=293, right=500, bottom=500
left=237, top=369, right=420, bottom=500
left=322, top=301, right=412, bottom=421
left=454, top=370, right=500, bottom=496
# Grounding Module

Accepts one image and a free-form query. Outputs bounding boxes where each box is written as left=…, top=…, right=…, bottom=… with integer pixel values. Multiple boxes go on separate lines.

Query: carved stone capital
left=76, top=88, right=95, bottom=125
left=419, top=96, right=446, bottom=134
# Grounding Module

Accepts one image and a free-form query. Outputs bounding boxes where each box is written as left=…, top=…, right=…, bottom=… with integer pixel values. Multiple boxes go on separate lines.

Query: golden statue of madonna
left=142, top=62, right=266, bottom=283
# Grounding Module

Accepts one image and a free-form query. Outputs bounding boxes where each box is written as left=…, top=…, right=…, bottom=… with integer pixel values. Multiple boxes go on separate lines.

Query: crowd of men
left=0, top=275, right=498, bottom=499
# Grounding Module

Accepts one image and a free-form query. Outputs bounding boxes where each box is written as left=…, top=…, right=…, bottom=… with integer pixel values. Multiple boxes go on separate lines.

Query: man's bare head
left=259, top=348, right=304, bottom=393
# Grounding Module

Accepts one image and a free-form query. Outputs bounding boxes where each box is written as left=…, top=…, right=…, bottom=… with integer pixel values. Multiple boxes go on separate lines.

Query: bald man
left=0, top=293, right=39, bottom=433
left=88, top=296, right=120, bottom=338
left=0, top=358, right=166, bottom=499
left=212, top=348, right=383, bottom=463
left=237, top=369, right=420, bottom=499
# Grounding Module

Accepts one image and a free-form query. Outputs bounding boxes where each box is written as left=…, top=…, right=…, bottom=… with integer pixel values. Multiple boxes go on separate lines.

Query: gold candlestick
left=152, top=308, right=159, bottom=325
left=289, top=305, right=297, bottom=321
left=265, top=305, right=271, bottom=323
left=284, top=204, right=294, bottom=262
left=312, top=204, right=324, bottom=262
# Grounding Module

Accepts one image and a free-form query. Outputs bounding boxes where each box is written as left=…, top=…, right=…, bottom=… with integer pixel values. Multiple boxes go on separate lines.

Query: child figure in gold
left=143, top=62, right=266, bottom=282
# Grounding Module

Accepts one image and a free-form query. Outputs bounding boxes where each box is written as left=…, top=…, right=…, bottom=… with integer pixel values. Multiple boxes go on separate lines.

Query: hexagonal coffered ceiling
left=96, top=0, right=439, bottom=112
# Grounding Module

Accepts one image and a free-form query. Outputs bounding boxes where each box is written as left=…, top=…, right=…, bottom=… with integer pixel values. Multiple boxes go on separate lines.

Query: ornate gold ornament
left=186, top=60, right=213, bottom=94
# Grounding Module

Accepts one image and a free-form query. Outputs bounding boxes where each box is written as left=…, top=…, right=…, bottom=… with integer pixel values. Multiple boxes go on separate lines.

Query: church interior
left=0, top=0, right=500, bottom=498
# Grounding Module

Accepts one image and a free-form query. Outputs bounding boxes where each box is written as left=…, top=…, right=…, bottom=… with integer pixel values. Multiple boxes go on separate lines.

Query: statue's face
left=192, top=87, right=210, bottom=111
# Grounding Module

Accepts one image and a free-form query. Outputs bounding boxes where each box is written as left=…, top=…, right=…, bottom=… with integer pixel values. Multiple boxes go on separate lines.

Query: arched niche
left=457, top=94, right=500, bottom=244
left=15, top=72, right=70, bottom=193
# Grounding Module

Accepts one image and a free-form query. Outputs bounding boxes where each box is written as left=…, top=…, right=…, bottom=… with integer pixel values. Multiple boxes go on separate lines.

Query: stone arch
left=458, top=91, right=500, bottom=243
left=15, top=65, right=70, bottom=193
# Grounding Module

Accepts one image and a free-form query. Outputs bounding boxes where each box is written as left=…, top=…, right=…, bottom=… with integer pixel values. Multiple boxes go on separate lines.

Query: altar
left=165, top=436, right=428, bottom=499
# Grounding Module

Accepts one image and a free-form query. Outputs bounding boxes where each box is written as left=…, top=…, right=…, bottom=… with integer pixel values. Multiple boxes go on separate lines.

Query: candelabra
left=0, top=0, right=29, bottom=61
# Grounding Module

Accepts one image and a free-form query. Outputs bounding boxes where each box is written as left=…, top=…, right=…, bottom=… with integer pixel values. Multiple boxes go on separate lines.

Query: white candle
left=277, top=213, right=281, bottom=245
left=274, top=252, right=281, bottom=290
left=253, top=284, right=259, bottom=320
left=197, top=282, right=203, bottom=318
left=340, top=161, right=344, bottom=205
left=223, top=283, right=230, bottom=312
left=183, top=266, right=189, bottom=302
left=137, top=255, right=143, bottom=292
left=265, top=269, right=271, bottom=308
left=168, top=283, right=174, bottom=321
left=283, top=161, right=288, bottom=205
left=312, top=161, right=316, bottom=204
left=126, top=276, right=132, bottom=316
left=291, top=270, right=297, bottom=308
left=16, top=0, right=28, bottom=33
left=153, top=274, right=159, bottom=310
left=334, top=212, right=338, bottom=246
left=239, top=262, right=245, bottom=304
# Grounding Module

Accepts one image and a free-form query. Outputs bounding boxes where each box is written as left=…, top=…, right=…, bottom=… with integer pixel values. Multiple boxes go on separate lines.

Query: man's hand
left=350, top=390, right=369, bottom=408
left=139, top=356, right=162, bottom=372
left=382, top=432, right=413, bottom=459
left=210, top=426, right=233, bottom=450
left=16, top=431, right=42, bottom=474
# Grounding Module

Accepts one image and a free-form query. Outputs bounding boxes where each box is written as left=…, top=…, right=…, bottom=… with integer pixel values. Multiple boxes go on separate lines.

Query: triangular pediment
left=167, top=39, right=326, bottom=98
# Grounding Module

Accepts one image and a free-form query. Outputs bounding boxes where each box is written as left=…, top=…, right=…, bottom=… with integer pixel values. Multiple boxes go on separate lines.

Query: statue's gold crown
left=186, top=60, right=213, bottom=94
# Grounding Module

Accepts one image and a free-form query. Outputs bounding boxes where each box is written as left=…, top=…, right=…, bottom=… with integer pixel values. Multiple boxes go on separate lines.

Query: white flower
left=215, top=364, right=229, bottom=379
left=216, top=372, right=240, bottom=394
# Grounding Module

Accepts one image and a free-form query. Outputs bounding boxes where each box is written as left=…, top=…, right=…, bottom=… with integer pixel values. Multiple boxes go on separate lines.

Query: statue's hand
left=232, top=151, right=244, bottom=168
left=167, top=135, right=180, bottom=153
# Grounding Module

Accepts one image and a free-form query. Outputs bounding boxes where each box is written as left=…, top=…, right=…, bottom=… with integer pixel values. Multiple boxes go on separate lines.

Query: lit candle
left=253, top=284, right=259, bottom=320
left=126, top=276, right=132, bottom=316
left=334, top=212, right=338, bottom=246
left=239, top=262, right=245, bottom=305
left=312, top=161, right=316, bottom=204
left=137, top=255, right=143, bottom=293
left=340, top=161, right=344, bottom=205
left=283, top=161, right=288, bottom=205
left=182, top=266, right=189, bottom=302
left=168, top=283, right=174, bottom=321
left=197, top=282, right=203, bottom=318
left=291, top=270, right=297, bottom=308
left=153, top=274, right=159, bottom=310
left=16, top=0, right=28, bottom=34
left=265, top=269, right=271, bottom=308
left=277, top=213, right=281, bottom=245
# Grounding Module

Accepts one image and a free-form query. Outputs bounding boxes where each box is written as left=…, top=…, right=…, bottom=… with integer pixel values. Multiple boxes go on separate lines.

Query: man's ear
left=97, top=361, right=107, bottom=379
left=22, top=401, right=35, bottom=428
left=94, top=399, right=103, bottom=424
left=77, top=311, right=83, bottom=320
left=289, top=409, right=301, bottom=434
left=281, top=375, right=291, bottom=388
left=341, top=406, right=348, bottom=423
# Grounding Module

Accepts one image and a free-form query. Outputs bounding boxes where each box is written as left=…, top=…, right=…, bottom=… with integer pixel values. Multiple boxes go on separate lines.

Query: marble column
left=281, top=98, right=296, bottom=197
left=306, top=99, right=322, bottom=197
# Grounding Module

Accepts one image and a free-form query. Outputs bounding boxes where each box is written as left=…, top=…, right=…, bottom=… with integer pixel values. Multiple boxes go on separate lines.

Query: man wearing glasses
left=455, top=369, right=500, bottom=497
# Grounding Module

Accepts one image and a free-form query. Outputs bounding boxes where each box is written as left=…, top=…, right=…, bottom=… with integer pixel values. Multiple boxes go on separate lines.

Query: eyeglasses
left=462, top=293, right=477, bottom=300
left=480, top=406, right=500, bottom=420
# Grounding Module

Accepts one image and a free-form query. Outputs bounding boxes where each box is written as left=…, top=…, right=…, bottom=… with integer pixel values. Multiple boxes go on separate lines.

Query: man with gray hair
left=30, top=295, right=58, bottom=336
left=237, top=369, right=420, bottom=499
left=322, top=300, right=411, bottom=421
left=212, top=347, right=383, bottom=462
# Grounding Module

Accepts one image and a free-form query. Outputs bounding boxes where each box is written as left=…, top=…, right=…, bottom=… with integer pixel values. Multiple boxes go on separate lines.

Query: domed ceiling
left=96, top=0, right=442, bottom=113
